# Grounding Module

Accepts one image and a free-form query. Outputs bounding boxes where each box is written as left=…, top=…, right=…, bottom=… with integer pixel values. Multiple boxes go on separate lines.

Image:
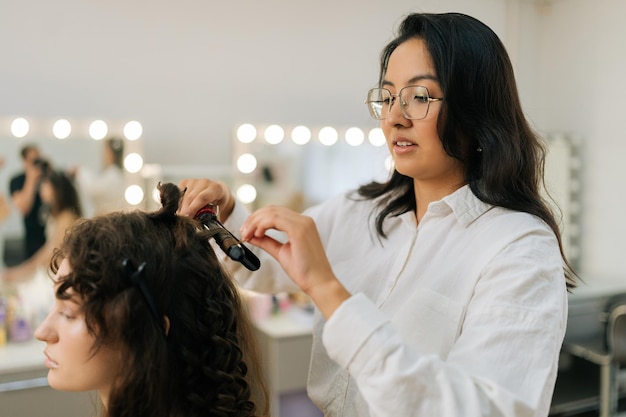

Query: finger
left=242, top=206, right=310, bottom=241
left=246, top=234, right=284, bottom=260
left=178, top=179, right=219, bottom=217
left=240, top=206, right=288, bottom=240
left=177, top=178, right=202, bottom=216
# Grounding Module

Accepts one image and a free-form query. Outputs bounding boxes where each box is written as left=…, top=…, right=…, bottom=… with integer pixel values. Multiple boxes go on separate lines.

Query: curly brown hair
left=51, top=182, right=268, bottom=417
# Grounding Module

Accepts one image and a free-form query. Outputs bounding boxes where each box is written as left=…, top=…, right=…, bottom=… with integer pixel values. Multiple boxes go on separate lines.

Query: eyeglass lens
left=366, top=86, right=432, bottom=120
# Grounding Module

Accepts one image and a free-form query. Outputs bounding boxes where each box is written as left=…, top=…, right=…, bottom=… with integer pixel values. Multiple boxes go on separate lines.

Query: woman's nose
left=34, top=313, right=57, bottom=343
left=385, top=98, right=410, bottom=127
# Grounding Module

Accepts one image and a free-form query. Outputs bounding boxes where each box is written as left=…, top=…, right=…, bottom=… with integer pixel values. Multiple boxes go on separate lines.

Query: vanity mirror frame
left=543, top=132, right=583, bottom=272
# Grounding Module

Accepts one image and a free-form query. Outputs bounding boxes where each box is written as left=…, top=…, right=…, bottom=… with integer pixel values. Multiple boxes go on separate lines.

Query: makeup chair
left=561, top=296, right=626, bottom=417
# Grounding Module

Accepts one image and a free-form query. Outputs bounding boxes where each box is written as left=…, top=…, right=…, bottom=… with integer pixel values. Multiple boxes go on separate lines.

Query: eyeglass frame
left=365, top=85, right=444, bottom=120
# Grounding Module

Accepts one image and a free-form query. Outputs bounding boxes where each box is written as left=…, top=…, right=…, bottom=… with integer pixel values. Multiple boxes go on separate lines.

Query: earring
left=476, top=147, right=483, bottom=152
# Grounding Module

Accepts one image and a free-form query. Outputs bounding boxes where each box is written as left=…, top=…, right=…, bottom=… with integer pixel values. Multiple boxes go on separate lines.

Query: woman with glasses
left=34, top=182, right=269, bottom=417
left=180, top=12, right=574, bottom=417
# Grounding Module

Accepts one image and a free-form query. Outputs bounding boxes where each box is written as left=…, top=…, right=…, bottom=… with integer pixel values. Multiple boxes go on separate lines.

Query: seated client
left=34, top=182, right=269, bottom=417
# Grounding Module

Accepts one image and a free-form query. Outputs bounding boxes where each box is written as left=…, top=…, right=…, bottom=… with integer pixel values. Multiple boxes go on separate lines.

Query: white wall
left=518, top=0, right=626, bottom=281
left=0, top=0, right=623, bottom=280
left=0, top=0, right=508, bottom=165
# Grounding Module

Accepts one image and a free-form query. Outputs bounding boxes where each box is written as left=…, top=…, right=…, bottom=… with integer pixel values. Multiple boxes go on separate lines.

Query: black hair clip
left=122, top=259, right=164, bottom=332
left=194, top=205, right=260, bottom=271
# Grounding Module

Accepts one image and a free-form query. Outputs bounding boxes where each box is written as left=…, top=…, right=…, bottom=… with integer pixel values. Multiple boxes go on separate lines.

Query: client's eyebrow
left=54, top=284, right=82, bottom=305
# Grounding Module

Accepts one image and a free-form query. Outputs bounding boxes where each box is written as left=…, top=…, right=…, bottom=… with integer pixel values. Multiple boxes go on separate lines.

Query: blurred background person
left=72, top=136, right=125, bottom=216
left=0, top=156, right=11, bottom=270
left=3, top=169, right=83, bottom=322
left=3, top=168, right=83, bottom=282
left=9, top=144, right=47, bottom=263
left=0, top=156, right=10, bottom=225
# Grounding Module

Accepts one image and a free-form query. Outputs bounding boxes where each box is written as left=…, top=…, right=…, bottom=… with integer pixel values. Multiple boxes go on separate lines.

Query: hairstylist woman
left=179, top=12, right=575, bottom=417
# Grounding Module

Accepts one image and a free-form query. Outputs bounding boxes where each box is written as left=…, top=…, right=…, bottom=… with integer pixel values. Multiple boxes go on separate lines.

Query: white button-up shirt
left=224, top=185, right=568, bottom=417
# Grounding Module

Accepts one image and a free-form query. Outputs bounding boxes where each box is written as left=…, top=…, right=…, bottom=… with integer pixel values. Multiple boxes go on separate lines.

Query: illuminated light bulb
left=237, top=123, right=257, bottom=144
left=124, top=121, right=143, bottom=141
left=318, top=126, right=338, bottom=146
left=53, top=119, right=71, bottom=139
left=368, top=128, right=386, bottom=147
left=11, top=118, right=29, bottom=138
left=123, top=153, right=144, bottom=173
left=264, top=124, right=284, bottom=145
left=124, top=185, right=144, bottom=205
left=236, top=184, right=257, bottom=204
left=291, top=125, right=311, bottom=145
left=89, top=120, right=108, bottom=140
left=345, top=127, right=364, bottom=146
left=236, top=153, right=257, bottom=174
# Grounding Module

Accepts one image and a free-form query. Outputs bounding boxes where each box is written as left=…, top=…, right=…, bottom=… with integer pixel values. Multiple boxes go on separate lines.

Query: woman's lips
left=43, top=350, right=59, bottom=369
left=393, top=139, right=417, bottom=154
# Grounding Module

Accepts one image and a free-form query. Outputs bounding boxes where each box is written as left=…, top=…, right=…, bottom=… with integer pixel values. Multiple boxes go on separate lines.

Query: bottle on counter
left=9, top=317, right=32, bottom=342
left=0, top=297, right=7, bottom=346
left=7, top=297, right=32, bottom=343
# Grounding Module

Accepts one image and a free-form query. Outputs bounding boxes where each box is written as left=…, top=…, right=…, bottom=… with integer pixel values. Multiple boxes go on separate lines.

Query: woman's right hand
left=177, top=178, right=235, bottom=223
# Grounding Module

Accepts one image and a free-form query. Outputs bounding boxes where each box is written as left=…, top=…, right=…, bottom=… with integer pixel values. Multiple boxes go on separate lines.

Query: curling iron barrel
left=194, top=205, right=261, bottom=271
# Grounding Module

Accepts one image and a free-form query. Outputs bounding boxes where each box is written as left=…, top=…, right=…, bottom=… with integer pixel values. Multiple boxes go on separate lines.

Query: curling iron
left=194, top=205, right=260, bottom=271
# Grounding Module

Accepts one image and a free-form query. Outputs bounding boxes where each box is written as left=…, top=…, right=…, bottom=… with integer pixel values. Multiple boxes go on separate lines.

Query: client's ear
left=163, top=316, right=171, bottom=336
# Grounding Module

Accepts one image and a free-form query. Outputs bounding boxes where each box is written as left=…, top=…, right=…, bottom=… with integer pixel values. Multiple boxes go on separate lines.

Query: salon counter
left=0, top=339, right=94, bottom=417
left=0, top=339, right=45, bottom=375
left=252, top=305, right=322, bottom=417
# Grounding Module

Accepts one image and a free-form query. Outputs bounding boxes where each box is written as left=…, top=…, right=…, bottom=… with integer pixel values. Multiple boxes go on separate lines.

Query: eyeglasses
left=365, top=85, right=443, bottom=120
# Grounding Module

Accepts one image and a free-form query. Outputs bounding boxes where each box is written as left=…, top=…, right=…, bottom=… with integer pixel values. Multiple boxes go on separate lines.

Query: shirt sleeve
left=322, top=228, right=567, bottom=417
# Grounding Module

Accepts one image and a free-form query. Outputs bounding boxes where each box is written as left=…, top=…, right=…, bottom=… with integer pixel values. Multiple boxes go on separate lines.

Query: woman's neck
left=413, top=179, right=466, bottom=222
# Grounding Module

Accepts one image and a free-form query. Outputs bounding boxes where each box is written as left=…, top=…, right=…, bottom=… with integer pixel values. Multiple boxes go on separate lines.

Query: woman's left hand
left=240, top=205, right=350, bottom=318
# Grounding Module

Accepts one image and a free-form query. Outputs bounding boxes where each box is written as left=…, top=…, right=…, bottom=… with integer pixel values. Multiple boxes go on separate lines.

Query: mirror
left=0, top=118, right=144, bottom=267
left=1, top=136, right=100, bottom=235
left=232, top=124, right=389, bottom=212
left=233, top=125, right=583, bottom=271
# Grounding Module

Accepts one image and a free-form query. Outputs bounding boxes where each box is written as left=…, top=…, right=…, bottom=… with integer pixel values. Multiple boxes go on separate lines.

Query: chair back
left=606, top=301, right=626, bottom=363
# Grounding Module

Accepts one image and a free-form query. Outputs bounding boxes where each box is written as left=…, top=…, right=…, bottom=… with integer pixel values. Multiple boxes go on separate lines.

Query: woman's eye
left=413, top=94, right=429, bottom=103
left=59, top=310, right=76, bottom=319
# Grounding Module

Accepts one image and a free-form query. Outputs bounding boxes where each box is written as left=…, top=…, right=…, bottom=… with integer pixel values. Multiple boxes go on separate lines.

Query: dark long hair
left=357, top=12, right=576, bottom=287
left=41, top=169, right=83, bottom=218
left=51, top=182, right=268, bottom=417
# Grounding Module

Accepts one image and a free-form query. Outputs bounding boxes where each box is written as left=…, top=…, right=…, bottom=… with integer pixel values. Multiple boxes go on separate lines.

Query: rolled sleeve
left=322, top=293, right=389, bottom=369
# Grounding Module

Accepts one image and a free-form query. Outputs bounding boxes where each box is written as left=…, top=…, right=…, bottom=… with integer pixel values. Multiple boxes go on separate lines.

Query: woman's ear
left=163, top=316, right=171, bottom=336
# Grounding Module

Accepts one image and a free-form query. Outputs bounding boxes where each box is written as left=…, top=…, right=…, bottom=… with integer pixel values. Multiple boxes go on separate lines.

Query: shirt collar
left=397, top=184, right=493, bottom=228
left=441, top=184, right=493, bottom=226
